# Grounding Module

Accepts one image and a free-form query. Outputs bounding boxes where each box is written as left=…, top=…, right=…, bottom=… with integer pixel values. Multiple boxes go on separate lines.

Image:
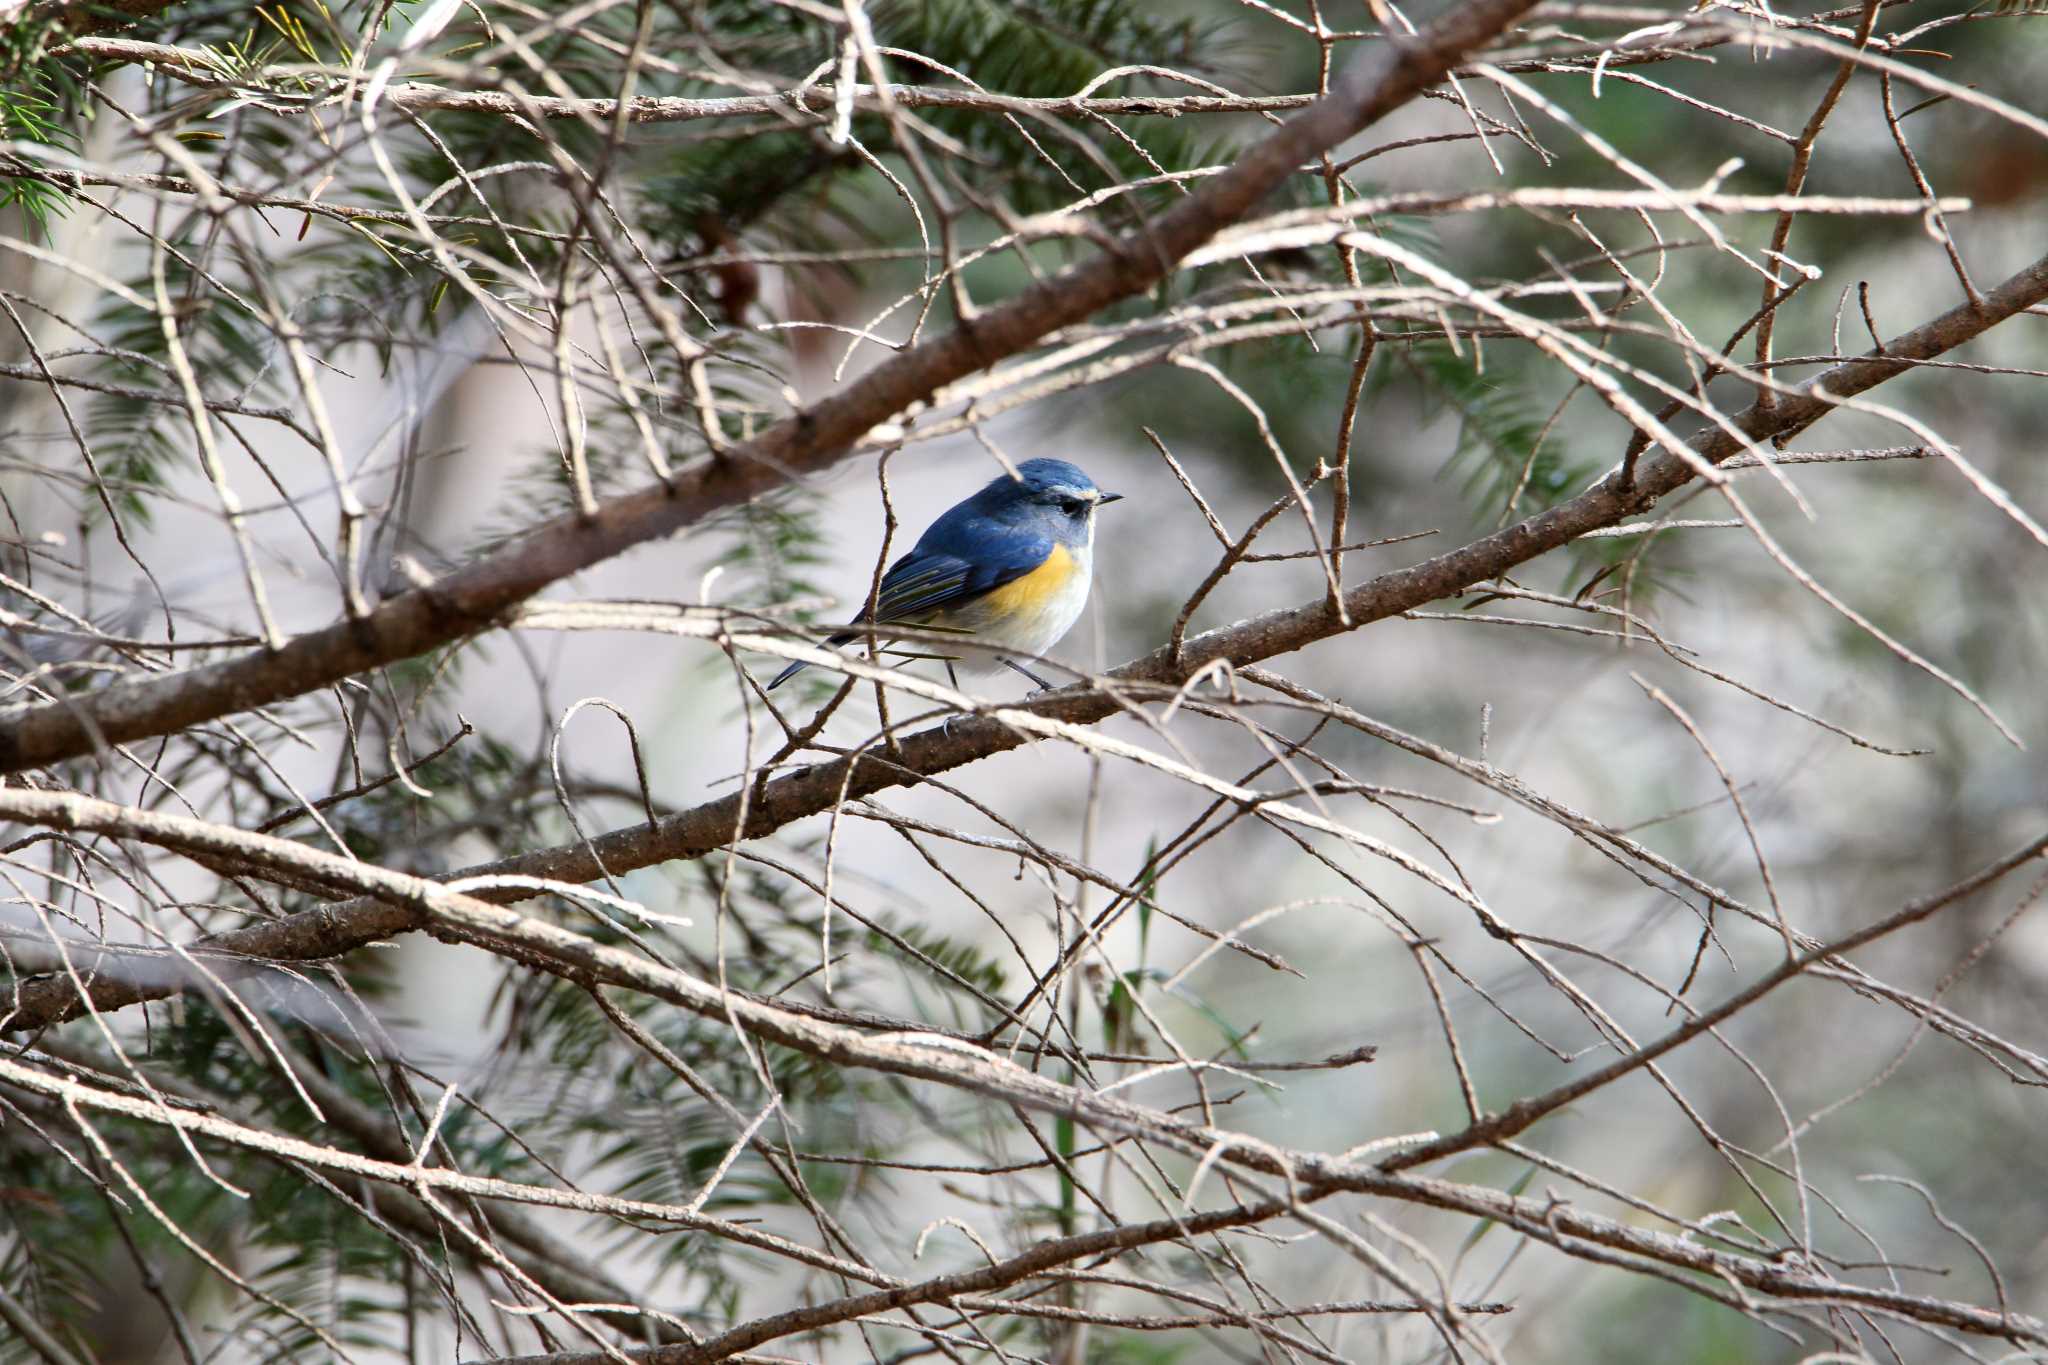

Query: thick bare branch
left=9, top=240, right=2043, bottom=1033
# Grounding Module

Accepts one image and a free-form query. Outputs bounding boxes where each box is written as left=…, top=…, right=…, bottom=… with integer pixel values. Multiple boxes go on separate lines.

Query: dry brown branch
left=58, top=39, right=1326, bottom=122
left=3, top=788, right=2044, bottom=1352
left=0, top=0, right=1543, bottom=775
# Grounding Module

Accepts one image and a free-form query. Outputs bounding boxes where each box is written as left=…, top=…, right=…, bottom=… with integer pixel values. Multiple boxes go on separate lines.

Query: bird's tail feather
left=766, top=630, right=857, bottom=690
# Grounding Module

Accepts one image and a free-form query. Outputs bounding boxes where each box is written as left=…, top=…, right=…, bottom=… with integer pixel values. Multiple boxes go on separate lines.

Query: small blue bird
left=769, top=458, right=1121, bottom=691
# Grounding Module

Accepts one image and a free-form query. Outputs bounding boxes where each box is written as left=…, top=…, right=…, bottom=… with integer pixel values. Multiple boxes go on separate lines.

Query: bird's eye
left=1057, top=497, right=1086, bottom=516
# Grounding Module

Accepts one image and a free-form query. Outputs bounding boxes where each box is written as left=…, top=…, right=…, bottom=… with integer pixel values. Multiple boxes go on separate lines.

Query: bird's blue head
left=968, top=458, right=1122, bottom=544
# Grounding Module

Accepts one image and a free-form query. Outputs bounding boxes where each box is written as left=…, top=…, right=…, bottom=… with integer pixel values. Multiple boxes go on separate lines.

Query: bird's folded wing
left=867, top=537, right=1049, bottom=624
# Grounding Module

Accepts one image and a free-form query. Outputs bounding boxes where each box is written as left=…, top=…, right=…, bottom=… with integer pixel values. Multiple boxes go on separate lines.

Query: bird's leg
left=999, top=657, right=1055, bottom=691
left=941, top=660, right=965, bottom=736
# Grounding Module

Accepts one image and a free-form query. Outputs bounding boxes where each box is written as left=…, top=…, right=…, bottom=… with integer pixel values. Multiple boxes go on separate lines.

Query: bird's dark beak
left=1097, top=492, right=1124, bottom=505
